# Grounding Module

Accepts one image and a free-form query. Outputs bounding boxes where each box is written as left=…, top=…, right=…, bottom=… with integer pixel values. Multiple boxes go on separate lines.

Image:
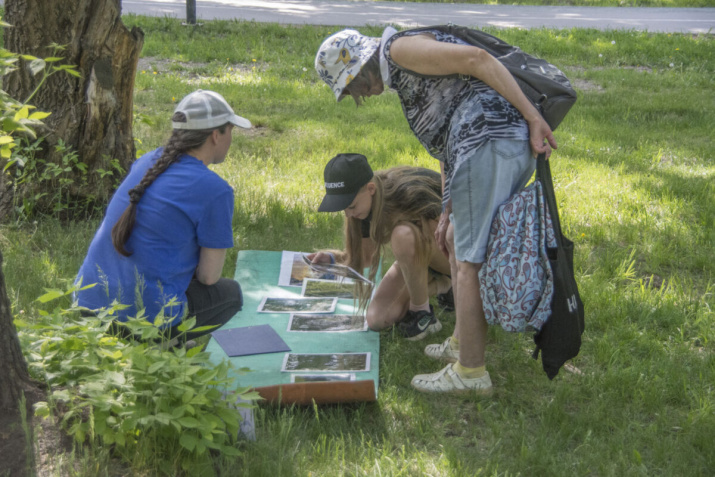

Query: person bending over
left=75, top=90, right=250, bottom=342
left=310, top=153, right=452, bottom=341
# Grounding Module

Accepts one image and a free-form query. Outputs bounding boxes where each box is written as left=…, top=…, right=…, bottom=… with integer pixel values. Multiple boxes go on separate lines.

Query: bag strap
left=532, top=154, right=558, bottom=361
left=400, top=25, right=513, bottom=80
left=536, top=154, right=564, bottom=247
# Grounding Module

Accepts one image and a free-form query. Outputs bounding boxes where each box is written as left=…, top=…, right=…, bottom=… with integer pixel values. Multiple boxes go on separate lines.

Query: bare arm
left=196, top=247, right=228, bottom=285
left=309, top=238, right=375, bottom=268
left=390, top=34, right=557, bottom=157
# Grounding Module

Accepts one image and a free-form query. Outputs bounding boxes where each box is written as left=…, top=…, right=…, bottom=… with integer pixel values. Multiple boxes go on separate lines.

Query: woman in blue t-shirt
left=316, top=28, right=558, bottom=395
left=76, top=90, right=250, bottom=343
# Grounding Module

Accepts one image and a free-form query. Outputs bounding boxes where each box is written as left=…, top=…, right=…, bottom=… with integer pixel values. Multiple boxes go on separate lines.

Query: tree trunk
left=0, top=249, right=45, bottom=477
left=1, top=0, right=144, bottom=220
left=0, top=249, right=39, bottom=411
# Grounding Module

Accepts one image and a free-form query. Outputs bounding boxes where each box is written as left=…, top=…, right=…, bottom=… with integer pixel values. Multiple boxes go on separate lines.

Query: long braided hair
left=111, top=112, right=227, bottom=256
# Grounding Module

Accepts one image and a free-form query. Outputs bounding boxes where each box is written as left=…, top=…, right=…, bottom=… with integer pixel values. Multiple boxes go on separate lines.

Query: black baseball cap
left=318, top=153, right=374, bottom=212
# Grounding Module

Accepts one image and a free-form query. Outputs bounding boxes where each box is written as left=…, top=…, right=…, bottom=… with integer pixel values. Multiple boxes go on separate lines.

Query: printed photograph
left=278, top=250, right=341, bottom=287
left=258, top=296, right=337, bottom=314
left=290, top=373, right=356, bottom=383
left=281, top=353, right=371, bottom=372
left=287, top=314, right=367, bottom=332
left=300, top=253, right=372, bottom=285
left=301, top=278, right=358, bottom=299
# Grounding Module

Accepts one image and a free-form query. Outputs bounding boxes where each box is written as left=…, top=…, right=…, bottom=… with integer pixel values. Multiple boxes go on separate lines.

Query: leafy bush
left=16, top=286, right=259, bottom=475
left=5, top=136, right=125, bottom=220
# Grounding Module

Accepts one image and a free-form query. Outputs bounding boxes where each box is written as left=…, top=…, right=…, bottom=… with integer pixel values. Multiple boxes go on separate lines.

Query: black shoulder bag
left=532, top=154, right=585, bottom=379
left=402, top=24, right=578, bottom=131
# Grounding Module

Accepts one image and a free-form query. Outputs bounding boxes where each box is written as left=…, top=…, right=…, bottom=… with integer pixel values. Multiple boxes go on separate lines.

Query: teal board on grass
left=206, top=250, right=380, bottom=399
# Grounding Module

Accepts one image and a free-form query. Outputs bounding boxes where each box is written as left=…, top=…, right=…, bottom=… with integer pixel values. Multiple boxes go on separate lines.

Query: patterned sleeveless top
left=383, top=29, right=529, bottom=209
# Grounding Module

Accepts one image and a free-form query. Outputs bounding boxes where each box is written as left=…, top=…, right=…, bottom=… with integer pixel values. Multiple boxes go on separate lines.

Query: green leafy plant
left=4, top=134, right=125, bottom=221
left=16, top=286, right=259, bottom=474
left=132, top=110, right=157, bottom=159
left=96, top=156, right=125, bottom=181
left=6, top=138, right=88, bottom=219
left=0, top=37, right=79, bottom=159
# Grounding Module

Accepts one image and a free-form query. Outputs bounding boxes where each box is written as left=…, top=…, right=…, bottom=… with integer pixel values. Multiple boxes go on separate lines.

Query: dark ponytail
left=111, top=112, right=226, bottom=256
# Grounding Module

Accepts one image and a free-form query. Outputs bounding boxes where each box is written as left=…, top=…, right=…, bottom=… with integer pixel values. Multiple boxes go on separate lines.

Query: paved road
left=121, top=0, right=714, bottom=34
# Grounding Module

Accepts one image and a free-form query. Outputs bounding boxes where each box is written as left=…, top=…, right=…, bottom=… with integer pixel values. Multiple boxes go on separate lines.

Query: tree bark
left=1, top=0, right=144, bottom=220
left=0, top=249, right=39, bottom=411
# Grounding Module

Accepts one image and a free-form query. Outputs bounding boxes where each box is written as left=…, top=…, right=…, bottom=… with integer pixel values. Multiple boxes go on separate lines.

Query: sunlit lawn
left=1, top=17, right=713, bottom=477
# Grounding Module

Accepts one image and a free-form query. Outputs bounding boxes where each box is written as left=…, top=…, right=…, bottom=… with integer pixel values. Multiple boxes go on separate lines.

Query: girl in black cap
left=311, top=154, right=452, bottom=341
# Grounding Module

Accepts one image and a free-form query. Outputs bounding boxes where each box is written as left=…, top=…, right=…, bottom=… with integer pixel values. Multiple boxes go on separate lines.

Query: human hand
left=435, top=211, right=450, bottom=258
left=528, top=117, right=558, bottom=159
left=308, top=252, right=333, bottom=264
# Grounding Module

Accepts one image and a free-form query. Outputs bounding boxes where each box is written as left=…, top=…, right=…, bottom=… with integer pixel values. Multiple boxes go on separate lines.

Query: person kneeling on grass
left=75, top=90, right=250, bottom=344
left=308, top=153, right=453, bottom=341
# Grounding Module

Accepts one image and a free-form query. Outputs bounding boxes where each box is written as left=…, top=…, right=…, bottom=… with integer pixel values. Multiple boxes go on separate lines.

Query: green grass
left=366, top=0, right=715, bottom=7
left=1, top=16, right=713, bottom=477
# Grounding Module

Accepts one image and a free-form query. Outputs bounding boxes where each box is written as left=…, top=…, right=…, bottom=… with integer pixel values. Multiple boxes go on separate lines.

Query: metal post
left=185, top=0, right=196, bottom=25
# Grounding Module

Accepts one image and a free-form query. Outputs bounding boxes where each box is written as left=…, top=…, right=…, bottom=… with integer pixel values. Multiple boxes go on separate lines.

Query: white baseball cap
left=172, top=90, right=251, bottom=130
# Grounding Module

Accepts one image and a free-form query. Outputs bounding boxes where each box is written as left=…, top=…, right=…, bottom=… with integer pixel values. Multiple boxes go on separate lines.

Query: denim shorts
left=449, top=139, right=535, bottom=264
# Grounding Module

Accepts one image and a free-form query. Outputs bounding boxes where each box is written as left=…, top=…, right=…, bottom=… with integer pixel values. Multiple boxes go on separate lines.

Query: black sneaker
left=397, top=305, right=442, bottom=341
left=436, top=287, right=454, bottom=312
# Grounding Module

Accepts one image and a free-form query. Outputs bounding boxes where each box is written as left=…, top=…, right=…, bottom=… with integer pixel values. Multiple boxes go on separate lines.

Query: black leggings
left=169, top=277, right=242, bottom=340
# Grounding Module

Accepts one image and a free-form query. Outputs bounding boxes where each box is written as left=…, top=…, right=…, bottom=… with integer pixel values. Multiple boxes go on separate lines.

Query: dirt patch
left=137, top=56, right=261, bottom=78
left=137, top=57, right=199, bottom=74
left=241, top=126, right=271, bottom=138
left=569, top=65, right=653, bottom=74
left=33, top=414, right=75, bottom=477
left=572, top=78, right=604, bottom=92
left=642, top=274, right=665, bottom=289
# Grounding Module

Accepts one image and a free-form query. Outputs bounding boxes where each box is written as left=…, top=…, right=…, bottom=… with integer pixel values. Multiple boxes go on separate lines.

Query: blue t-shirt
left=76, top=148, right=234, bottom=325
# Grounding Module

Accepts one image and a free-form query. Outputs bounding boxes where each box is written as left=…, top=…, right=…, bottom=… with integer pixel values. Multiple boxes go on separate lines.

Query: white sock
left=409, top=300, right=430, bottom=313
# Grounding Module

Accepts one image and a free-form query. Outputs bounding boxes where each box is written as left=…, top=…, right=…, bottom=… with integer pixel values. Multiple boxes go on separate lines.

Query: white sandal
left=411, top=363, right=493, bottom=395
left=424, top=336, right=459, bottom=363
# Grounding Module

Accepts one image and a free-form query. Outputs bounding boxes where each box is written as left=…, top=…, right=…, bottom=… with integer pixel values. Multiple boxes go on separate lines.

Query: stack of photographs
left=298, top=253, right=372, bottom=285
left=278, top=251, right=372, bottom=288
left=266, top=251, right=375, bottom=382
